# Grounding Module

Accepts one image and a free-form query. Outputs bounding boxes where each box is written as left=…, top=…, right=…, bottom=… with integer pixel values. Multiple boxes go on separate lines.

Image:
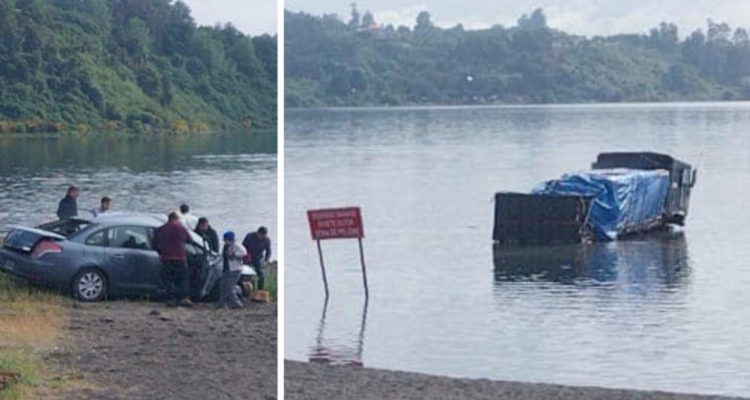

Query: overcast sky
left=183, top=0, right=277, bottom=35
left=284, top=0, right=750, bottom=37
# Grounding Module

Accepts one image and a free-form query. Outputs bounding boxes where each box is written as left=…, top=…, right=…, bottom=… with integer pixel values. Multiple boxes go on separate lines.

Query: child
left=217, top=231, right=247, bottom=309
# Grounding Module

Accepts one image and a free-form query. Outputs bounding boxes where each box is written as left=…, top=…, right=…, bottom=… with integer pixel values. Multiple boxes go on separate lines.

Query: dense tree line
left=285, top=7, right=750, bottom=107
left=0, top=0, right=276, bottom=134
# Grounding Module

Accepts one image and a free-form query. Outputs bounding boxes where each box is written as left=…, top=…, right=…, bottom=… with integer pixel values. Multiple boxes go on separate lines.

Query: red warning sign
left=307, top=207, right=364, bottom=240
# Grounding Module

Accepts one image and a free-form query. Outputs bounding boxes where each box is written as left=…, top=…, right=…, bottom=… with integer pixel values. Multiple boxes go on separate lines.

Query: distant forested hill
left=285, top=8, right=750, bottom=108
left=0, top=0, right=276, bottom=134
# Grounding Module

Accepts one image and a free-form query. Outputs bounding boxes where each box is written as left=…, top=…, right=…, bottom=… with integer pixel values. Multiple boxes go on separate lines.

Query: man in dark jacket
left=154, top=212, right=193, bottom=307
left=242, top=226, right=272, bottom=290
left=56, top=186, right=80, bottom=219
left=194, top=217, right=219, bottom=253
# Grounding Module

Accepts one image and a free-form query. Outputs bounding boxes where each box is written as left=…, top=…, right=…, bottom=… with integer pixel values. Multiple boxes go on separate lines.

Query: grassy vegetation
left=0, top=273, right=68, bottom=399
left=0, top=349, right=42, bottom=400
left=265, top=261, right=278, bottom=301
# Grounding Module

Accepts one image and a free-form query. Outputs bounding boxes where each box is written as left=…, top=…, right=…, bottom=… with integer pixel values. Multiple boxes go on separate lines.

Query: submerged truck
left=492, top=152, right=697, bottom=245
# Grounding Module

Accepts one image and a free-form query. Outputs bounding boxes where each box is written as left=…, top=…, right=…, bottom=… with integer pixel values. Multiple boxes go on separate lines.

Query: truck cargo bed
left=492, top=193, right=592, bottom=245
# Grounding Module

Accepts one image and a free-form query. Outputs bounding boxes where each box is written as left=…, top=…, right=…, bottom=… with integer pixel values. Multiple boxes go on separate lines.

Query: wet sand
left=285, top=361, right=745, bottom=400
left=43, top=301, right=277, bottom=400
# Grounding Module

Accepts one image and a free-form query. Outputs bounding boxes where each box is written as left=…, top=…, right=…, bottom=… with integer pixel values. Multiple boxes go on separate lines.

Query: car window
left=39, top=220, right=91, bottom=238
left=108, top=226, right=152, bottom=250
left=85, top=229, right=108, bottom=247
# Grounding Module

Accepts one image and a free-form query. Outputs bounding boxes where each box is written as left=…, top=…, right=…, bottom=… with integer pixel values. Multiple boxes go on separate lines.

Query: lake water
left=0, top=132, right=277, bottom=245
left=285, top=103, right=750, bottom=397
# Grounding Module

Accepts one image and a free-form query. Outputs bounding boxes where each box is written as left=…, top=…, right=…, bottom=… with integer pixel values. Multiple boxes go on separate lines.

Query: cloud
left=183, top=0, right=277, bottom=35
left=285, top=0, right=749, bottom=37
left=372, top=3, right=428, bottom=28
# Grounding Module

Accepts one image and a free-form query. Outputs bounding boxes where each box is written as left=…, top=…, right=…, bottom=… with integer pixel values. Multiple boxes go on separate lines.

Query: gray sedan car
left=0, top=212, right=256, bottom=302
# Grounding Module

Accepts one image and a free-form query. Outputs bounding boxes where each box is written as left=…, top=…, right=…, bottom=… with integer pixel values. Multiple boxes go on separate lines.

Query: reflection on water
left=309, top=298, right=369, bottom=367
left=493, top=230, right=690, bottom=288
left=0, top=132, right=276, bottom=174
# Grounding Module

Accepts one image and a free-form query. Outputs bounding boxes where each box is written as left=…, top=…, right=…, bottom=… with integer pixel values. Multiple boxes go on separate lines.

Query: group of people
left=163, top=205, right=272, bottom=309
left=56, top=186, right=272, bottom=310
left=56, top=185, right=111, bottom=219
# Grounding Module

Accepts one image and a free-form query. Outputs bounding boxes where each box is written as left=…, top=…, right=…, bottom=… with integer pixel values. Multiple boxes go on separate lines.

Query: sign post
left=315, top=239, right=330, bottom=298
left=357, top=237, right=369, bottom=299
left=307, top=207, right=368, bottom=299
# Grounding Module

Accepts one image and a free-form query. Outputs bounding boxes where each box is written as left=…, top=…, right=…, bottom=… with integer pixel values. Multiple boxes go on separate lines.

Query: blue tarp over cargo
left=532, top=169, right=670, bottom=240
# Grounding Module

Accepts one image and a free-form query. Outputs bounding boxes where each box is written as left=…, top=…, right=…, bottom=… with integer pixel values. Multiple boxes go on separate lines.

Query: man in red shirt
left=154, top=212, right=193, bottom=307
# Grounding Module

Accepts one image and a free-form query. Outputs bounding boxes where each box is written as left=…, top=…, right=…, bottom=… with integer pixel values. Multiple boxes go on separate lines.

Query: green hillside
left=285, top=8, right=750, bottom=107
left=0, top=0, right=276, bottom=134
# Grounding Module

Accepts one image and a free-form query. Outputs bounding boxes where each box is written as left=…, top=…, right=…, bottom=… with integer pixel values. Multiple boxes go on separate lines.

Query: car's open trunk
left=3, top=227, right=66, bottom=254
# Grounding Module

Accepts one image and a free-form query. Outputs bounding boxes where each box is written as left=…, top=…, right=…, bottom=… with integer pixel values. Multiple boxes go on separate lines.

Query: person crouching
left=218, top=231, right=247, bottom=309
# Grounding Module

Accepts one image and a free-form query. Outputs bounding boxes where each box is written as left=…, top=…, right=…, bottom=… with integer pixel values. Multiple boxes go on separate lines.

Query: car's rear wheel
left=72, top=269, right=107, bottom=302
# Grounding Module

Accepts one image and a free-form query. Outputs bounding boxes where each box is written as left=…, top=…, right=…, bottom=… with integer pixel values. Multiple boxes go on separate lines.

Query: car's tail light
left=30, top=240, right=63, bottom=259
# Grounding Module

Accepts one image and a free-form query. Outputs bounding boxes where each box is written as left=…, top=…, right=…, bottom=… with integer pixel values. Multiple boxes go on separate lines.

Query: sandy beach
left=40, top=301, right=277, bottom=400
left=285, top=361, right=745, bottom=400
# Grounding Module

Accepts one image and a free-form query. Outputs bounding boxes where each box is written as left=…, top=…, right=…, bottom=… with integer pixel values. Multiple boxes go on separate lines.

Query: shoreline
left=0, top=128, right=277, bottom=138
left=285, top=360, right=746, bottom=400
left=284, top=99, right=750, bottom=112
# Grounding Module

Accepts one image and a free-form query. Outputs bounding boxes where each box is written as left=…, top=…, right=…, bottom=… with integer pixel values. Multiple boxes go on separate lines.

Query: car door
left=81, top=227, right=109, bottom=269
left=104, top=226, right=162, bottom=293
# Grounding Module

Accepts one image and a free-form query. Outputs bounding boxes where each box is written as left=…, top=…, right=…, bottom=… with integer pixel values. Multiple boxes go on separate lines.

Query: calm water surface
left=0, top=132, right=277, bottom=243
left=285, top=103, right=750, bottom=396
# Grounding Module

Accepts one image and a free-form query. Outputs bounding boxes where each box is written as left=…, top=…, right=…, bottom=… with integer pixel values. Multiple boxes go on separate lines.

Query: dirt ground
left=285, top=361, right=745, bottom=400
left=39, top=301, right=277, bottom=400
